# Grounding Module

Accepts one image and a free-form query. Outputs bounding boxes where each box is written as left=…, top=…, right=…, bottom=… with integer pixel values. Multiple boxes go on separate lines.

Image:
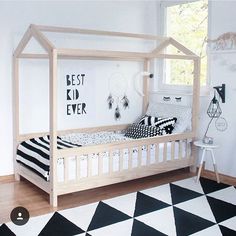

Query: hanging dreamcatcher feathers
left=114, top=106, right=121, bottom=120
left=107, top=72, right=129, bottom=120
left=107, top=94, right=114, bottom=109
left=122, top=95, right=129, bottom=109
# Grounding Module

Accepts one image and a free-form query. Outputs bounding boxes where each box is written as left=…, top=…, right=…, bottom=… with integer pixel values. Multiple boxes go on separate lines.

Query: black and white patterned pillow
left=124, top=123, right=161, bottom=139
left=154, top=117, right=177, bottom=135
left=138, top=115, right=160, bottom=126
left=138, top=115, right=177, bottom=135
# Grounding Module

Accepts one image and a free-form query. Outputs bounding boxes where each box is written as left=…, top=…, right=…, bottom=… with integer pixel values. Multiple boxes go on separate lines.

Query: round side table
left=194, top=140, right=220, bottom=183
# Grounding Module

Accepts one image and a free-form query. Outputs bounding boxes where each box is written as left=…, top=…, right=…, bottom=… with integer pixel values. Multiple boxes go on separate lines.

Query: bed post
left=143, top=59, right=150, bottom=114
left=191, top=57, right=201, bottom=172
left=49, top=49, right=58, bottom=207
left=13, top=55, right=20, bottom=181
left=12, top=26, right=33, bottom=181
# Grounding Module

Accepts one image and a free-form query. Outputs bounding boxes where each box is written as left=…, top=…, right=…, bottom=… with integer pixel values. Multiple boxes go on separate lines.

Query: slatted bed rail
left=55, top=133, right=194, bottom=195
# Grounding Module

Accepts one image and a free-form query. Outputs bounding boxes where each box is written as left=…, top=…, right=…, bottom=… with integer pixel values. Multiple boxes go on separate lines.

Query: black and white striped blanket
left=16, top=136, right=81, bottom=181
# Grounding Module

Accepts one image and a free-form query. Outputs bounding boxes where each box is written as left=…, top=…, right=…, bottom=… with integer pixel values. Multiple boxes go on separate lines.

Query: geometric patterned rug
left=1, top=177, right=236, bottom=236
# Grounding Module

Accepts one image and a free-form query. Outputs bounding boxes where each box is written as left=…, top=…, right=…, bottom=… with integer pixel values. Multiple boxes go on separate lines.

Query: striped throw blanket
left=16, top=136, right=81, bottom=181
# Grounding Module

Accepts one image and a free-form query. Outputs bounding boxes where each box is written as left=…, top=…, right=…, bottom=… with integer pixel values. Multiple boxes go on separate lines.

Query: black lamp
left=203, top=84, right=225, bottom=144
left=213, top=84, right=225, bottom=103
left=207, top=95, right=222, bottom=118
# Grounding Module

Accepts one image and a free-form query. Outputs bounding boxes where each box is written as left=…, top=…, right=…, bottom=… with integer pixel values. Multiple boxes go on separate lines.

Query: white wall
left=200, top=0, right=236, bottom=177
left=0, top=0, right=158, bottom=176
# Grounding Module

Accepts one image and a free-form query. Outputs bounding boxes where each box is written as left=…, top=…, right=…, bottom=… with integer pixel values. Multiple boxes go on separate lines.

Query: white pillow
left=146, top=102, right=192, bottom=133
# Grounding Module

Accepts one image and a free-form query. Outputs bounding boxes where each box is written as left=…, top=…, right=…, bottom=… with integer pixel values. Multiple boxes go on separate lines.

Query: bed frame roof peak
left=13, top=24, right=198, bottom=60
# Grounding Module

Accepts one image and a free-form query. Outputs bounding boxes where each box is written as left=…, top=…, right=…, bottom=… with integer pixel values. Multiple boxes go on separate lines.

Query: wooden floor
left=0, top=168, right=196, bottom=224
left=1, top=166, right=235, bottom=225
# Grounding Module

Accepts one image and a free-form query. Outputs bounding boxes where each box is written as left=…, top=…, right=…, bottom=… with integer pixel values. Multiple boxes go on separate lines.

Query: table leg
left=210, top=149, right=220, bottom=183
left=196, top=148, right=206, bottom=183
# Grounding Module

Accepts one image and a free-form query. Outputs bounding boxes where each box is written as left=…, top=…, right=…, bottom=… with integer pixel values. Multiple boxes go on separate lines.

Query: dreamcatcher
left=107, top=72, right=130, bottom=120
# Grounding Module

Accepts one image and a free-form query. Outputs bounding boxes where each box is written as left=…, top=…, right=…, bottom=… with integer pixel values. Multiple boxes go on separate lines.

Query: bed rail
left=55, top=133, right=193, bottom=195
left=58, top=132, right=193, bottom=157
left=18, top=124, right=130, bottom=143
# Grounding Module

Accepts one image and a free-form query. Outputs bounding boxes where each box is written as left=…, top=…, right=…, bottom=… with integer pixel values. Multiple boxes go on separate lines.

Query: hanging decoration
left=121, top=95, right=129, bottom=109
left=114, top=106, right=121, bottom=120
left=107, top=71, right=129, bottom=121
left=107, top=94, right=114, bottom=109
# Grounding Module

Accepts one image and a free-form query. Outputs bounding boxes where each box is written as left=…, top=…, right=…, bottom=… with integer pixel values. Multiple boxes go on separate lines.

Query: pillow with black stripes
left=138, top=115, right=159, bottom=126
left=138, top=115, right=177, bottom=135
left=124, top=123, right=161, bottom=139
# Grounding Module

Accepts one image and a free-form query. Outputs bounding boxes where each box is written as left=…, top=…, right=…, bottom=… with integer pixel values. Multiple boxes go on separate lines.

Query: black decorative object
left=107, top=94, right=114, bottom=109
left=114, top=106, right=121, bottom=120
left=163, top=96, right=171, bottom=101
left=213, top=84, right=225, bottom=103
left=122, top=95, right=129, bottom=109
left=66, top=73, right=87, bottom=116
left=175, top=97, right=182, bottom=102
left=149, top=73, right=154, bottom=78
left=207, top=95, right=222, bottom=118
left=203, top=87, right=226, bottom=144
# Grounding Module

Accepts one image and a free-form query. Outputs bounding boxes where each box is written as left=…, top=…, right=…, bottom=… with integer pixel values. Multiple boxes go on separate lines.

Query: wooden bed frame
left=13, top=24, right=200, bottom=207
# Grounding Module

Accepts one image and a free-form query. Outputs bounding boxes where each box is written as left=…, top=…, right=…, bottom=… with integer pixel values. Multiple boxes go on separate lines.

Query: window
left=159, top=0, right=208, bottom=91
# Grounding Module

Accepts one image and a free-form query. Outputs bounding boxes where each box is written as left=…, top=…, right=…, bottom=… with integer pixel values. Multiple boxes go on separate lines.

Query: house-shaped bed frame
left=13, top=24, right=200, bottom=207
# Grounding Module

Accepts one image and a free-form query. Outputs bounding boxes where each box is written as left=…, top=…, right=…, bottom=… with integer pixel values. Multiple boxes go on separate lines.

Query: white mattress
left=57, top=141, right=189, bottom=182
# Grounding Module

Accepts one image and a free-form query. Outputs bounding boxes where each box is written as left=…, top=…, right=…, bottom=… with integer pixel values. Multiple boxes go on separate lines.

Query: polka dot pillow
left=124, top=123, right=161, bottom=139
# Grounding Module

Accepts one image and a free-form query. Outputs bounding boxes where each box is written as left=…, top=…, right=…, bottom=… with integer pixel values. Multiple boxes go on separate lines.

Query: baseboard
left=1, top=170, right=235, bottom=186
left=0, top=174, right=14, bottom=183
left=201, top=169, right=236, bottom=186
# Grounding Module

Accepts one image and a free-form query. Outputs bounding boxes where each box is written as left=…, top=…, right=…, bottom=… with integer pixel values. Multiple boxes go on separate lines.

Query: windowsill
left=150, top=88, right=210, bottom=97
left=150, top=90, right=193, bottom=96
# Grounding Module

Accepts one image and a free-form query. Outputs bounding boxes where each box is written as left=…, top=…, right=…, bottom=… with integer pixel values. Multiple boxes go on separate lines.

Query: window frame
left=158, top=0, right=210, bottom=94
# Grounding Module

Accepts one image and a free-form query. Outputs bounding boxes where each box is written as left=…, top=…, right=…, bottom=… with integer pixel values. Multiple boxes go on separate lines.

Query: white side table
left=194, top=140, right=220, bottom=183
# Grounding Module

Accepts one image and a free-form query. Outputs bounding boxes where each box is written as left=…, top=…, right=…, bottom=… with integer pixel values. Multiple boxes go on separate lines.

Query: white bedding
left=61, top=131, right=131, bottom=146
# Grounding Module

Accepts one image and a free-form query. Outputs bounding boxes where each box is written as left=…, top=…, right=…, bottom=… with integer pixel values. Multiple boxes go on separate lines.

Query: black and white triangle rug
left=1, top=177, right=236, bottom=236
